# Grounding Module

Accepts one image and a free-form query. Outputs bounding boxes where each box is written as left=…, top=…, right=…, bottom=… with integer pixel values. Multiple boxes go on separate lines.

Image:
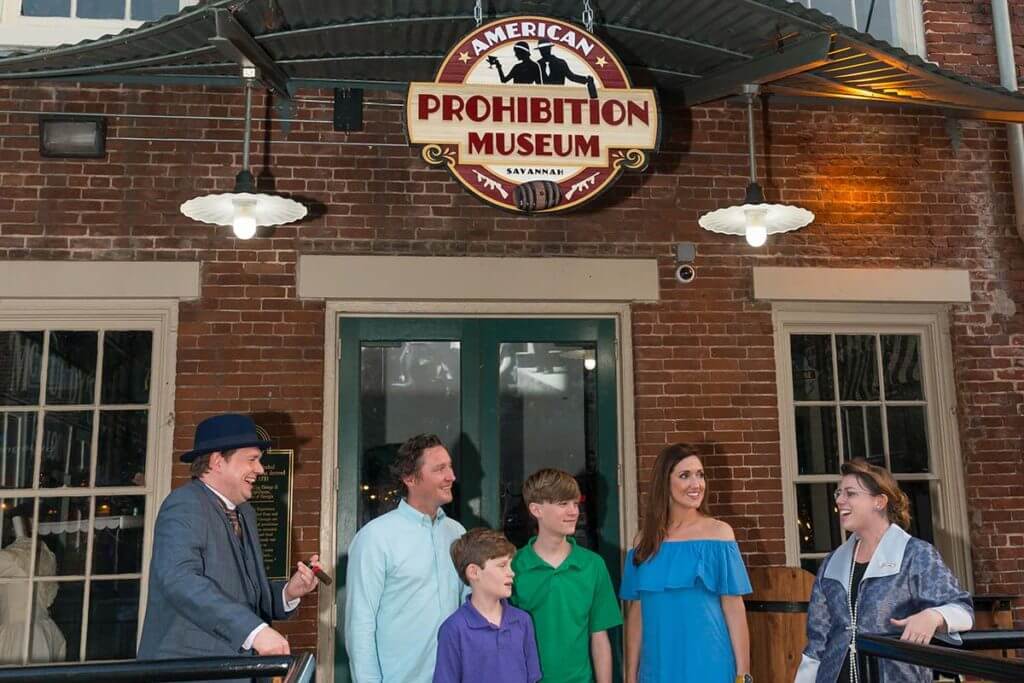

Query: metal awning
left=0, top=0, right=1022, bottom=121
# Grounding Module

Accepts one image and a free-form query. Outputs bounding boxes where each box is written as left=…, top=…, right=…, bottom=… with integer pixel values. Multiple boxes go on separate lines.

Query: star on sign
left=458, top=51, right=471, bottom=64
left=595, top=55, right=608, bottom=67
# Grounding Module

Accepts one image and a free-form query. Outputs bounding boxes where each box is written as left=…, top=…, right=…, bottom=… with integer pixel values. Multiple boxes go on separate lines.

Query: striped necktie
left=216, top=497, right=243, bottom=540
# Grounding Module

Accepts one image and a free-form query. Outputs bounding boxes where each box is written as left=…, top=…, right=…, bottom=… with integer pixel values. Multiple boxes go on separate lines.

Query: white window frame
left=0, top=298, right=178, bottom=663
left=800, top=0, right=927, bottom=58
left=773, top=301, right=971, bottom=587
left=0, top=0, right=198, bottom=51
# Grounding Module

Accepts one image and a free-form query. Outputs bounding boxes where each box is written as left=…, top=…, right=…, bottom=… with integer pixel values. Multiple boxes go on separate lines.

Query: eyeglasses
left=833, top=487, right=871, bottom=502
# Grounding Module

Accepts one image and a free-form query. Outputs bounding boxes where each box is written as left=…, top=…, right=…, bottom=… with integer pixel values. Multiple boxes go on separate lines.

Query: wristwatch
left=735, top=676, right=753, bottom=683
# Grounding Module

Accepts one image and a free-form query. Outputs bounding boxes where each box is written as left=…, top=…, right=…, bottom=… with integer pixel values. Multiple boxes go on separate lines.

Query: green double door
left=335, top=317, right=621, bottom=681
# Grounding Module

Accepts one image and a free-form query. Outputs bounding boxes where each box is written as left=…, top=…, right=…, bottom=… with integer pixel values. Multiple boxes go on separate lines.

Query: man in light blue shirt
left=345, top=433, right=466, bottom=683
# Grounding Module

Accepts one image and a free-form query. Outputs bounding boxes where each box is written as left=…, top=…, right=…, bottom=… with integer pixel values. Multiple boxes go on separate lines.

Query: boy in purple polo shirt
left=433, top=528, right=542, bottom=683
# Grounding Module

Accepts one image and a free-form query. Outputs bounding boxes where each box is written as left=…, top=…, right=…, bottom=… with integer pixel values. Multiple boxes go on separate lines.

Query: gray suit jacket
left=137, top=479, right=295, bottom=678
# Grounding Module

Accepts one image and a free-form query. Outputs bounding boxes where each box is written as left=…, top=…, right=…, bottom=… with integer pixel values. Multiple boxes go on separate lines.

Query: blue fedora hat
left=181, top=414, right=271, bottom=463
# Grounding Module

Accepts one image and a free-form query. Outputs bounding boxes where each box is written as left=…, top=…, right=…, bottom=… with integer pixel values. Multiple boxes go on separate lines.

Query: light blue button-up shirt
left=345, top=499, right=466, bottom=683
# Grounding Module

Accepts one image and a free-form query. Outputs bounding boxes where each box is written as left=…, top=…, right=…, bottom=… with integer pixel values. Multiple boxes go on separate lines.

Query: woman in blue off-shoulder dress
left=621, top=443, right=753, bottom=683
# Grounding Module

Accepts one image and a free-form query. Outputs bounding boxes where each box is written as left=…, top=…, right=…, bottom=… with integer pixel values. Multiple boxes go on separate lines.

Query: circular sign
left=407, top=15, right=661, bottom=213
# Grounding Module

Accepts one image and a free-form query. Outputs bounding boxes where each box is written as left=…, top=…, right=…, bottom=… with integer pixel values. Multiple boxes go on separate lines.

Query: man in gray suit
left=138, top=414, right=320, bottom=673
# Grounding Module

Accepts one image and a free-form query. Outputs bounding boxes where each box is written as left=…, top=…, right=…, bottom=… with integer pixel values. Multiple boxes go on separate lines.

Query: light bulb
left=584, top=357, right=597, bottom=371
left=232, top=214, right=257, bottom=239
left=744, top=207, right=768, bottom=247
left=231, top=198, right=258, bottom=239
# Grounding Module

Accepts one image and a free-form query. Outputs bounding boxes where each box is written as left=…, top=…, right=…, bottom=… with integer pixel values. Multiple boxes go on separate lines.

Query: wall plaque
left=250, top=448, right=293, bottom=580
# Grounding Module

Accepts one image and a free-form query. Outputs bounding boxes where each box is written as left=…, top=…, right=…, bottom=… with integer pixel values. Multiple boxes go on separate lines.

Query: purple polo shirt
left=433, top=597, right=542, bottom=683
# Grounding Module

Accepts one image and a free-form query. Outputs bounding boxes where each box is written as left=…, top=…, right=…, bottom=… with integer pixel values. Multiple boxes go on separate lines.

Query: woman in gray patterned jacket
left=795, top=459, right=973, bottom=683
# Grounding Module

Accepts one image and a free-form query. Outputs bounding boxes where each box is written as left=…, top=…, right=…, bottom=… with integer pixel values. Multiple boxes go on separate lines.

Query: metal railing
left=857, top=631, right=1024, bottom=683
left=0, top=652, right=315, bottom=682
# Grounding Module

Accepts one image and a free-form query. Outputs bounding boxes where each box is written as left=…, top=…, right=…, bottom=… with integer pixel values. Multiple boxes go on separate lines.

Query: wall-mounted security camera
left=675, top=264, right=696, bottom=284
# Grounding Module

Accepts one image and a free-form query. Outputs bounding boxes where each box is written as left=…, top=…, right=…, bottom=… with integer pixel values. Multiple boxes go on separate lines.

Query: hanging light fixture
left=180, top=71, right=306, bottom=239
left=698, top=84, right=813, bottom=247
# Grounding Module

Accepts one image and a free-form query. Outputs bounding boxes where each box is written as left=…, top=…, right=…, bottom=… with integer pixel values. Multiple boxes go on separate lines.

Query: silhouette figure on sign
left=487, top=41, right=542, bottom=84
left=536, top=39, right=597, bottom=98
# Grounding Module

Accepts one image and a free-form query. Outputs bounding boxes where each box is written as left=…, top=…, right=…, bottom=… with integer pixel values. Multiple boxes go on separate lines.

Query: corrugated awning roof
left=0, top=0, right=1022, bottom=121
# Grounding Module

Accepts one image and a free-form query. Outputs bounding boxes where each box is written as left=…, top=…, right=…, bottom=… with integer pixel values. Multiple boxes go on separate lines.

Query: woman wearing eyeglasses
left=795, top=459, right=973, bottom=683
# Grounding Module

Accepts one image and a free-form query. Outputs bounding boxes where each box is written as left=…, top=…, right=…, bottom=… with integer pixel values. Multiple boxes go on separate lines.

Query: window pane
left=790, top=334, right=834, bottom=401
left=46, top=332, right=97, bottom=406
left=0, top=332, right=43, bottom=405
left=1, top=496, right=35, bottom=549
left=85, top=579, right=139, bottom=660
left=21, top=0, right=71, bottom=16
left=795, top=406, right=839, bottom=475
left=130, top=0, right=178, bottom=20
left=811, top=0, right=855, bottom=25
left=37, top=497, right=90, bottom=576
left=40, top=412, right=92, bottom=488
left=900, top=480, right=934, bottom=544
left=887, top=406, right=930, bottom=473
left=1, top=412, right=38, bottom=489
left=101, top=332, right=152, bottom=405
left=881, top=335, right=923, bottom=400
left=796, top=483, right=841, bottom=554
left=840, top=405, right=884, bottom=466
left=37, top=580, right=82, bottom=662
left=800, top=557, right=824, bottom=575
left=855, top=0, right=895, bottom=43
left=836, top=335, right=878, bottom=401
left=77, top=0, right=125, bottom=19
left=359, top=341, right=460, bottom=526
left=92, top=496, right=144, bottom=575
left=96, top=410, right=147, bottom=487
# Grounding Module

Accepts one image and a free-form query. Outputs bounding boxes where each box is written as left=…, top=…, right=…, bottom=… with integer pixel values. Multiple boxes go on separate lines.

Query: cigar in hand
left=305, top=560, right=333, bottom=585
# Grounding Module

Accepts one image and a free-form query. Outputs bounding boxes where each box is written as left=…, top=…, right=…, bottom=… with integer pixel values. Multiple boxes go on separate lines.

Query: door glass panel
left=498, top=343, right=598, bottom=550
left=358, top=341, right=461, bottom=527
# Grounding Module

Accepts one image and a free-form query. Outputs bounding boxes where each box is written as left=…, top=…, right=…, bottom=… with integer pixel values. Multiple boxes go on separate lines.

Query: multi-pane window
left=800, top=0, right=925, bottom=56
left=0, top=329, right=153, bottom=664
left=789, top=331, right=937, bottom=573
left=20, top=0, right=185, bottom=21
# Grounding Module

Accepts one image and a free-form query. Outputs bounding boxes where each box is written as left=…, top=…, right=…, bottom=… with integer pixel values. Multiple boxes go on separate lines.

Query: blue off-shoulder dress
left=620, top=540, right=752, bottom=683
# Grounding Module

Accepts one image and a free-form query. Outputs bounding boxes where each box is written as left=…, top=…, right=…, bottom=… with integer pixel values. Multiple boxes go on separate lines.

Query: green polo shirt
left=511, top=537, right=622, bottom=683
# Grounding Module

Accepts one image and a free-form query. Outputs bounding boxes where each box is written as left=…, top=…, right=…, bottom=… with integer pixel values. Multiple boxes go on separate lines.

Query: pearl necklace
left=846, top=540, right=862, bottom=683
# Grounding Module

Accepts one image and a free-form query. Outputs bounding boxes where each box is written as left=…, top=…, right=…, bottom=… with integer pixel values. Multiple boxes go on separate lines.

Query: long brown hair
left=840, top=459, right=911, bottom=530
left=633, top=443, right=712, bottom=565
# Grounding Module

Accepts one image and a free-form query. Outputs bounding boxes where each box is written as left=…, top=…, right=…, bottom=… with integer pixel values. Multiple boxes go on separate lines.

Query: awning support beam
left=683, top=32, right=832, bottom=107
left=209, top=8, right=291, bottom=100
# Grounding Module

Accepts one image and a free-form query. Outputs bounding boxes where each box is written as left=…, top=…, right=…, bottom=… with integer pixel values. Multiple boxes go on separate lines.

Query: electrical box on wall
left=333, top=88, right=363, bottom=132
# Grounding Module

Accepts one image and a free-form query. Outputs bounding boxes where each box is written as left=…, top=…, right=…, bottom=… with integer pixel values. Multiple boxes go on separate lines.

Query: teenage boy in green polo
left=511, top=468, right=622, bottom=683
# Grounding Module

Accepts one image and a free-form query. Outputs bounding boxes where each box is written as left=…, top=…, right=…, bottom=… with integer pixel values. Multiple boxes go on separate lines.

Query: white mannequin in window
left=0, top=514, right=66, bottom=664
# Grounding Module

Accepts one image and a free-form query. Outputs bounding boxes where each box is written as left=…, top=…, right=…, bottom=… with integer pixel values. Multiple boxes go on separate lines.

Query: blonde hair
left=522, top=468, right=580, bottom=506
left=840, top=459, right=911, bottom=530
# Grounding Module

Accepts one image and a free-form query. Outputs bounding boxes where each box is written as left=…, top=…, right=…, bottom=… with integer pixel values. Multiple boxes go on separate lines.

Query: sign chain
left=582, top=0, right=594, bottom=33
left=474, top=0, right=482, bottom=27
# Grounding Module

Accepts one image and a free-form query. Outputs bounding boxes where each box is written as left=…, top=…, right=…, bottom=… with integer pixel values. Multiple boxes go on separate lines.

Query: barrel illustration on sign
left=406, top=16, right=661, bottom=213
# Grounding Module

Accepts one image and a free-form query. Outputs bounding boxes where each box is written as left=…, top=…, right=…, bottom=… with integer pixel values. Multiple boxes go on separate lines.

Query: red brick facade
left=2, top=5, right=1024, bottom=650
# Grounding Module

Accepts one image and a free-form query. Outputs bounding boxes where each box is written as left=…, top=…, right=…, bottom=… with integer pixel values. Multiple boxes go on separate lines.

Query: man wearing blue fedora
left=138, top=414, right=320, bottom=677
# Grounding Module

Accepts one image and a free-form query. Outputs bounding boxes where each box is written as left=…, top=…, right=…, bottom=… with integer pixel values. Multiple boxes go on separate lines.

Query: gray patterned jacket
left=795, top=524, right=973, bottom=683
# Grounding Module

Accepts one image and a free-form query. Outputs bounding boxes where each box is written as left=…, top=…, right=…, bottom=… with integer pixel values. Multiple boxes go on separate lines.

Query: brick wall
left=2, top=8, right=1024, bottom=645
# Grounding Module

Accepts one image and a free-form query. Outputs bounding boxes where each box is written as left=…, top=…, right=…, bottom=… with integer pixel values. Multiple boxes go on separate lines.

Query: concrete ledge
left=298, top=255, right=660, bottom=302
left=753, top=267, right=971, bottom=303
left=0, top=261, right=201, bottom=299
